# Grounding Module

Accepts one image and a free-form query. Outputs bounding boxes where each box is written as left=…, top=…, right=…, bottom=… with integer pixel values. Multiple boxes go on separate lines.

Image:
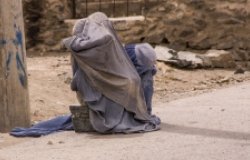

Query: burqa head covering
left=135, top=43, right=157, bottom=75
left=63, top=12, right=152, bottom=121
left=135, top=43, right=156, bottom=69
left=72, top=19, right=86, bottom=35
left=72, top=12, right=110, bottom=35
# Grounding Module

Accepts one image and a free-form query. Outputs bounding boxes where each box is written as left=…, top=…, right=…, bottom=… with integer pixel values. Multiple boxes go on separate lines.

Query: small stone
left=155, top=45, right=176, bottom=62
left=47, top=141, right=53, bottom=145
left=64, top=77, right=72, bottom=84
left=177, top=51, right=203, bottom=68
left=217, top=77, right=231, bottom=84
left=38, top=99, right=45, bottom=103
left=236, top=79, right=243, bottom=82
left=33, top=110, right=39, bottom=117
left=204, top=50, right=236, bottom=68
left=177, top=51, right=197, bottom=61
left=234, top=68, right=245, bottom=74
left=58, top=141, right=64, bottom=144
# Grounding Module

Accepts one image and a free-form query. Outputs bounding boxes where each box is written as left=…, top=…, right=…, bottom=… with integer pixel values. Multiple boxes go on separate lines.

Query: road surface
left=0, top=83, right=250, bottom=160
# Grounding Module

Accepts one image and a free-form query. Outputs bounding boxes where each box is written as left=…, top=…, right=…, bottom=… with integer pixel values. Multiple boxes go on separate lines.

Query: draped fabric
left=10, top=12, right=161, bottom=137
left=65, top=12, right=160, bottom=133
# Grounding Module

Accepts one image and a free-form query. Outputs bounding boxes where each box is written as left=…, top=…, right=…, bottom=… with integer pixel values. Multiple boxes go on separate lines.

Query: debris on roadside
left=234, top=68, right=245, bottom=74
left=47, top=141, right=53, bottom=145
left=155, top=45, right=236, bottom=69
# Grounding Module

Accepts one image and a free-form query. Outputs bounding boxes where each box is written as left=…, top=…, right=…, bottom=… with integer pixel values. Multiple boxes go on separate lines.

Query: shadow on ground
left=161, top=123, right=250, bottom=141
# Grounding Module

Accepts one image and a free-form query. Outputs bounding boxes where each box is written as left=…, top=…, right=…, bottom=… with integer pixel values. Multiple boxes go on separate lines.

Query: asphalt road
left=0, top=83, right=250, bottom=160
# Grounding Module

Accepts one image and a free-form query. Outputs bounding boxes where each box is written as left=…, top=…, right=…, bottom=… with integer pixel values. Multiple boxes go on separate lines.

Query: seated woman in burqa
left=63, top=12, right=161, bottom=133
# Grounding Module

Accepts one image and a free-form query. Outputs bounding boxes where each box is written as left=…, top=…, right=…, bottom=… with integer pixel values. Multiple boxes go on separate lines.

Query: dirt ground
left=25, top=53, right=250, bottom=122
left=1, top=53, right=250, bottom=160
left=1, top=53, right=250, bottom=150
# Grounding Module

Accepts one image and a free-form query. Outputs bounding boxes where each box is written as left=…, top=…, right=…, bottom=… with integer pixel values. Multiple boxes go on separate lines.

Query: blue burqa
left=10, top=12, right=160, bottom=137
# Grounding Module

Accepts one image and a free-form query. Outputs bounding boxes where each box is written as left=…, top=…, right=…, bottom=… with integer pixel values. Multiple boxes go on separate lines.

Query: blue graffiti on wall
left=12, top=22, right=27, bottom=88
left=5, top=52, right=12, bottom=77
left=13, top=23, right=25, bottom=61
left=16, top=52, right=27, bottom=88
left=1, top=20, right=28, bottom=88
left=13, top=24, right=23, bottom=46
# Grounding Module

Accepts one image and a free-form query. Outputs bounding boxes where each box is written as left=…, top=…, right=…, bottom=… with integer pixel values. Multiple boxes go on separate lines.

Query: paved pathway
left=1, top=83, right=250, bottom=160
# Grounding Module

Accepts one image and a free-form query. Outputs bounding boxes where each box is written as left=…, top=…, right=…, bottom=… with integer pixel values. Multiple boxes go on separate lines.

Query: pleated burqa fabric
left=64, top=12, right=160, bottom=133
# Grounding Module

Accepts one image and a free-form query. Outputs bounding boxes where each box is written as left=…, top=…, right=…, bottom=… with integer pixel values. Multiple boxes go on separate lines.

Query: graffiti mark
left=13, top=22, right=27, bottom=88
left=13, top=23, right=25, bottom=61
left=16, top=30, right=23, bottom=46
left=13, top=24, right=23, bottom=46
left=16, top=52, right=27, bottom=88
left=5, top=52, right=13, bottom=78
left=14, top=24, right=23, bottom=46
